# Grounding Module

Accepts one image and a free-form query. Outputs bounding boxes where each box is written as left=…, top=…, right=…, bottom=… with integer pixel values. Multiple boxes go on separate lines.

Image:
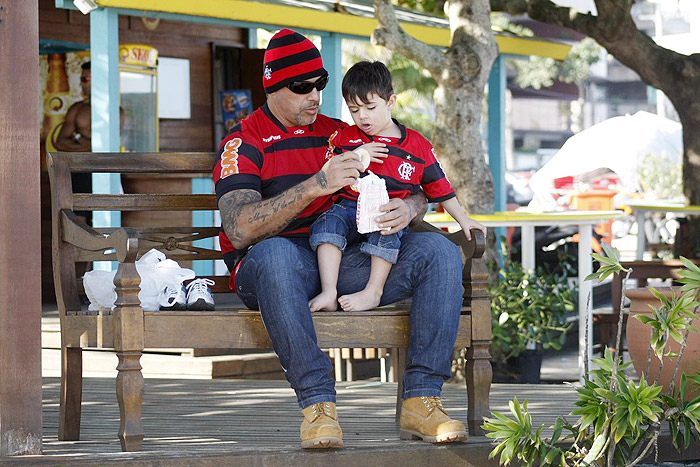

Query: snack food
left=354, top=147, right=371, bottom=171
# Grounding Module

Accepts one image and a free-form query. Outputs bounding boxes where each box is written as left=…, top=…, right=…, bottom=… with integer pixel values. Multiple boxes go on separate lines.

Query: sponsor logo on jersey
left=294, top=129, right=305, bottom=134
left=220, top=138, right=242, bottom=178
left=262, top=134, right=281, bottom=143
left=378, top=137, right=392, bottom=142
left=398, top=161, right=416, bottom=181
left=325, top=130, right=339, bottom=160
left=349, top=138, right=363, bottom=144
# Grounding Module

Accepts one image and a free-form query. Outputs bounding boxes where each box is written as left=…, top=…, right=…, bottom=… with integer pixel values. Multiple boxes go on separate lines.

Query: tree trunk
left=433, top=81, right=495, bottom=214
left=677, top=108, right=700, bottom=257
left=372, top=0, right=498, bottom=215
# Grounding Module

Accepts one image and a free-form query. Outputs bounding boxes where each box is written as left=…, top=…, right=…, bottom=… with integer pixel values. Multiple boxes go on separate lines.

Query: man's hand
left=376, top=198, right=414, bottom=235
left=318, top=152, right=364, bottom=194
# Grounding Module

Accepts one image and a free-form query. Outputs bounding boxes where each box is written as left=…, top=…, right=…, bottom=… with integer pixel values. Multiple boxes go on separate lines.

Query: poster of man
left=221, top=89, right=253, bottom=133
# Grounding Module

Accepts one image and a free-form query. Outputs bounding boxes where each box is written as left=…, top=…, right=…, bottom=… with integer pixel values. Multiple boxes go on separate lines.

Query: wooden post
left=0, top=0, right=43, bottom=455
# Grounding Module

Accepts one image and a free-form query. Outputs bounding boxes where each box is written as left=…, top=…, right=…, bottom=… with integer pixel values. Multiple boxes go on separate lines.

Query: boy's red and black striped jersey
left=330, top=121, right=456, bottom=204
left=213, top=103, right=346, bottom=270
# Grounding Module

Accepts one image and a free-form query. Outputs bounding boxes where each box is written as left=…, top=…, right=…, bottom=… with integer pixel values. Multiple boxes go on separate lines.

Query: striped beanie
left=263, top=29, right=327, bottom=94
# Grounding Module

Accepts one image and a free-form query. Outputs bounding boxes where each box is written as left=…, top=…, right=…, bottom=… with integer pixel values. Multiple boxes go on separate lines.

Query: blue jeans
left=309, top=199, right=406, bottom=264
left=234, top=231, right=463, bottom=409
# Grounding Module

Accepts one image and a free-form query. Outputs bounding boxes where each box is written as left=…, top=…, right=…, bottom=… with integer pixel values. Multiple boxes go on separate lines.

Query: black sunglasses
left=287, top=74, right=329, bottom=95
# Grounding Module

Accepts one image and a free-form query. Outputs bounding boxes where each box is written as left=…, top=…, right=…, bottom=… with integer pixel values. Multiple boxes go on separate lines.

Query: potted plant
left=483, top=245, right=700, bottom=466
left=626, top=280, right=700, bottom=400
left=489, top=244, right=576, bottom=384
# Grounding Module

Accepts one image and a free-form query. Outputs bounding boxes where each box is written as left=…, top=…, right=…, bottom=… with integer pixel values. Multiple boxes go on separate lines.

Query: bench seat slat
left=60, top=311, right=472, bottom=349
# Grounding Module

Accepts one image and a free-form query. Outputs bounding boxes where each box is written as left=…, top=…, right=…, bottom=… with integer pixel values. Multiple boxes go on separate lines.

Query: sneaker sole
left=160, top=303, right=186, bottom=311
left=187, top=299, right=215, bottom=311
left=399, top=429, right=467, bottom=443
left=301, top=437, right=343, bottom=449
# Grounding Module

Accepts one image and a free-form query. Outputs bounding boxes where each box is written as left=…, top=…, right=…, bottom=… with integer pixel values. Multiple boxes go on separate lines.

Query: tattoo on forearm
left=316, top=171, right=328, bottom=189
left=220, top=190, right=261, bottom=245
left=219, top=183, right=311, bottom=247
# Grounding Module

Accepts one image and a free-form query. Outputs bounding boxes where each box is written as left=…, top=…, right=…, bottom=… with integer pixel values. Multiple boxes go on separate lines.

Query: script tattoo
left=316, top=171, right=328, bottom=189
left=219, top=189, right=261, bottom=246
left=219, top=183, right=311, bottom=248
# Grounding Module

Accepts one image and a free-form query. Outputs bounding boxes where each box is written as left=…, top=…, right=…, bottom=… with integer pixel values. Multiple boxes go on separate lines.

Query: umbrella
left=528, top=111, right=683, bottom=197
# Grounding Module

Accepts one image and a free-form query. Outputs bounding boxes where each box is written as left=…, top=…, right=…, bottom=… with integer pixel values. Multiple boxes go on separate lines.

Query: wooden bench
left=48, top=151, right=491, bottom=451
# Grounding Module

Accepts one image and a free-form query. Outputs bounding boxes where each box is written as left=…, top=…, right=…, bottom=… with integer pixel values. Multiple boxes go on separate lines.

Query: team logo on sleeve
left=398, top=161, right=416, bottom=181
left=220, top=138, right=242, bottom=178
left=325, top=130, right=339, bottom=160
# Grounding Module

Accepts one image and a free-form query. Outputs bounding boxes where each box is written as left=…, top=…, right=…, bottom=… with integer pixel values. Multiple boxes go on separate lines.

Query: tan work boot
left=300, top=402, right=343, bottom=449
left=399, top=396, right=467, bottom=443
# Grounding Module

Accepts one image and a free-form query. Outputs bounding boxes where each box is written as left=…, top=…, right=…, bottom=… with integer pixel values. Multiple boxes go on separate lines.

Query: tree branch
left=372, top=0, right=446, bottom=76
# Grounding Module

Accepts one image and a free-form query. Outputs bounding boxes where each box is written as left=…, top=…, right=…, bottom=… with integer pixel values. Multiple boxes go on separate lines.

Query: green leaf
left=582, top=433, right=607, bottom=464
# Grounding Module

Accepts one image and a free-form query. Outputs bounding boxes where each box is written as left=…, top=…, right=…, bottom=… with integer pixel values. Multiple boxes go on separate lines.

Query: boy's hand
left=459, top=218, right=487, bottom=241
left=356, top=142, right=388, bottom=165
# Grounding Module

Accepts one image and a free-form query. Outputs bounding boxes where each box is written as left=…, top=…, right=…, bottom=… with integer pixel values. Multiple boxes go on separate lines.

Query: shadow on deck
left=2, top=379, right=579, bottom=466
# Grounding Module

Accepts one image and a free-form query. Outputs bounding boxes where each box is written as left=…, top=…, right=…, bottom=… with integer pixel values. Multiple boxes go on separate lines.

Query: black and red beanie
left=263, top=28, right=327, bottom=94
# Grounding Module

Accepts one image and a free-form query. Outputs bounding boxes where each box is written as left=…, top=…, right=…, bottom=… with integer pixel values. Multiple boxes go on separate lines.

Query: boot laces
left=309, top=402, right=335, bottom=421
left=420, top=396, right=447, bottom=414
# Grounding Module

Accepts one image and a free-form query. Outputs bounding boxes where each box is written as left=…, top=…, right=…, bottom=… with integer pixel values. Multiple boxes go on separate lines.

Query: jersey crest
left=397, top=161, right=416, bottom=181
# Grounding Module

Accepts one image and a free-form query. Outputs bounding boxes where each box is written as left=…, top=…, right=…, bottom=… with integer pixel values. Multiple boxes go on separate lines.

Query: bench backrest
left=48, top=151, right=486, bottom=316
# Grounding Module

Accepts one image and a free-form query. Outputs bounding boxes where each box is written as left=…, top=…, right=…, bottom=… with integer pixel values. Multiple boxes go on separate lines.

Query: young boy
left=308, top=61, right=486, bottom=312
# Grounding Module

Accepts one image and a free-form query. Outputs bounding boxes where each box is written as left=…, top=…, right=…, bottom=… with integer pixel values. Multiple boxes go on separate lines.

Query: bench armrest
left=61, top=210, right=140, bottom=263
left=414, top=220, right=486, bottom=259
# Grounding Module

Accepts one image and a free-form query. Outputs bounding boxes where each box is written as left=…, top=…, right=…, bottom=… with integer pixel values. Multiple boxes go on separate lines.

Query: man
left=213, top=29, right=466, bottom=449
left=55, top=61, right=94, bottom=152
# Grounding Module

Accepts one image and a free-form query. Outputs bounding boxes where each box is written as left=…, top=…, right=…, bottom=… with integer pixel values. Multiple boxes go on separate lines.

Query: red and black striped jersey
left=213, top=103, right=346, bottom=269
left=330, top=121, right=456, bottom=204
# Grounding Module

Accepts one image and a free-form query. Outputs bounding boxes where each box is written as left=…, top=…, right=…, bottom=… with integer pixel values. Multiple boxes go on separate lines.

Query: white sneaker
left=159, top=284, right=187, bottom=310
left=186, top=278, right=215, bottom=311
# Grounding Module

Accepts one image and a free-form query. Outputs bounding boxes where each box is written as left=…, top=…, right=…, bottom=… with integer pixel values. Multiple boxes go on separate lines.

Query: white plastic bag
left=355, top=172, right=390, bottom=234
left=83, top=248, right=195, bottom=311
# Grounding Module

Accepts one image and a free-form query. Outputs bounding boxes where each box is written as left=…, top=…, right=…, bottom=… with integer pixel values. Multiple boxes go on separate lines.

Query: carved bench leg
left=116, top=351, right=144, bottom=451
left=466, top=342, right=492, bottom=436
left=59, top=346, right=82, bottom=440
left=113, top=261, right=145, bottom=451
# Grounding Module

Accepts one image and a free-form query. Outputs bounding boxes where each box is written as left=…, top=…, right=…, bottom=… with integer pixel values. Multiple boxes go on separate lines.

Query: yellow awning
left=97, top=0, right=571, bottom=60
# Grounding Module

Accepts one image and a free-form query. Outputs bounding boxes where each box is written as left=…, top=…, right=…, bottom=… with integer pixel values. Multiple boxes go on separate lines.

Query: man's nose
left=308, top=87, right=320, bottom=101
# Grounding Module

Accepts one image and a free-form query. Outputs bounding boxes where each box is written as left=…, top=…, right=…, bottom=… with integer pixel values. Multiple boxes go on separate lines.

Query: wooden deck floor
left=1, top=378, right=579, bottom=466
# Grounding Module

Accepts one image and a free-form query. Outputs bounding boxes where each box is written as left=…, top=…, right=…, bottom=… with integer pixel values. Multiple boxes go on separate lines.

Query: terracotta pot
left=626, top=286, right=700, bottom=400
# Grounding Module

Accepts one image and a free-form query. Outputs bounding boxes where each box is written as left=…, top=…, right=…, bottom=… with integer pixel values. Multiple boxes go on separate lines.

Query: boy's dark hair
left=81, top=61, right=91, bottom=71
left=342, top=61, right=394, bottom=105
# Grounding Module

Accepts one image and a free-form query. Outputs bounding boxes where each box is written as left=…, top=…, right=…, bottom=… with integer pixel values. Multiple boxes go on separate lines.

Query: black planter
left=517, top=350, right=543, bottom=384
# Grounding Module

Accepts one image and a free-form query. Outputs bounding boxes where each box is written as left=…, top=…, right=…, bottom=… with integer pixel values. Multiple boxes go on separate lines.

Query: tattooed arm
left=218, top=152, right=364, bottom=250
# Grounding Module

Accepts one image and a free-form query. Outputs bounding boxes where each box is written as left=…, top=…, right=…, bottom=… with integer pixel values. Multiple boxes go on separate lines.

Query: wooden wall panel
left=38, top=0, right=246, bottom=151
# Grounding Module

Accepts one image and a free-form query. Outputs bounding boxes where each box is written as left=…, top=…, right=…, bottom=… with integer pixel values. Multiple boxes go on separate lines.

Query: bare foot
left=309, top=290, right=338, bottom=312
left=338, top=288, right=382, bottom=311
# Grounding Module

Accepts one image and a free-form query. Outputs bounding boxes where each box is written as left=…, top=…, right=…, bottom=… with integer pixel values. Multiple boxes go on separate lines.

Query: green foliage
left=637, top=153, right=684, bottom=201
left=509, top=38, right=601, bottom=90
left=484, top=249, right=700, bottom=466
left=585, top=243, right=628, bottom=283
left=489, top=241, right=575, bottom=363
left=394, top=0, right=444, bottom=15
left=635, top=286, right=699, bottom=359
